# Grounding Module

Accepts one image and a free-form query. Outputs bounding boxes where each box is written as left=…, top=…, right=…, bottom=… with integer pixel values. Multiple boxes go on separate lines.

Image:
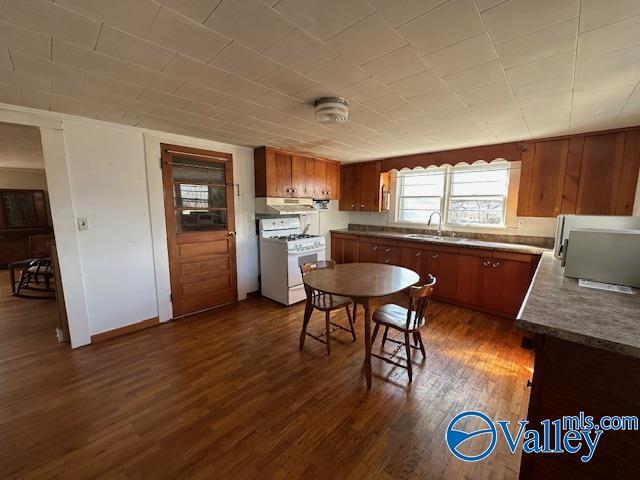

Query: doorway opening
left=0, top=121, right=69, bottom=361
left=160, top=143, right=238, bottom=318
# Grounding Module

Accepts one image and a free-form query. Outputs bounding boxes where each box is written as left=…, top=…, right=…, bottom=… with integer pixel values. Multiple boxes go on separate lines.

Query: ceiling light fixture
left=314, top=97, right=349, bottom=124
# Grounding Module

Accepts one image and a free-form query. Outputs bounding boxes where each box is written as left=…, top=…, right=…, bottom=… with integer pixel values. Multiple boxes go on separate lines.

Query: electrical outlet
left=517, top=219, right=525, bottom=229
left=77, top=217, right=89, bottom=231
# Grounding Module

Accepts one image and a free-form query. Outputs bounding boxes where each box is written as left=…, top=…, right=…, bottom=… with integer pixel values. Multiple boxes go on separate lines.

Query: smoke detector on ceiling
left=314, top=97, right=349, bottom=124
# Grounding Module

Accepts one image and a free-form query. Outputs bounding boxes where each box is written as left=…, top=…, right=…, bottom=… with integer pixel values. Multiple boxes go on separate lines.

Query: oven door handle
left=288, top=246, right=326, bottom=254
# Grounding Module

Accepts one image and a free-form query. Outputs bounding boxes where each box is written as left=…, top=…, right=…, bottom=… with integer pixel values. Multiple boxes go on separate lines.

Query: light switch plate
left=77, top=217, right=89, bottom=231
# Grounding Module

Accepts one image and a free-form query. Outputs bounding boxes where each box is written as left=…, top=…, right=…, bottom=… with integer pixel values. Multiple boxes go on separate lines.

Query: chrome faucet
left=427, top=211, right=443, bottom=237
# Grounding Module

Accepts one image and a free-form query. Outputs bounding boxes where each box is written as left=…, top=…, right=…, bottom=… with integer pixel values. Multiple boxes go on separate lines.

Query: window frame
left=393, top=162, right=511, bottom=229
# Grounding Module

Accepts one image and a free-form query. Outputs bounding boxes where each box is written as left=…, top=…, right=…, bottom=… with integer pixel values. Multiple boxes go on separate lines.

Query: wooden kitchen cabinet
left=399, top=242, right=428, bottom=279
left=254, top=147, right=340, bottom=200
left=358, top=237, right=400, bottom=265
left=426, top=246, right=460, bottom=303
left=339, top=161, right=386, bottom=211
left=331, top=233, right=358, bottom=264
left=518, top=128, right=640, bottom=217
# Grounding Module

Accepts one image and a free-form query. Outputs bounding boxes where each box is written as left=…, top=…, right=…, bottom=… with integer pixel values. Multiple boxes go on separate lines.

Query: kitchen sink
left=404, top=233, right=463, bottom=242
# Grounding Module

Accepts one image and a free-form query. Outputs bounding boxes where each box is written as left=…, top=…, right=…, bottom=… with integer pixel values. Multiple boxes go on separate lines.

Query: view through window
left=396, top=162, right=509, bottom=227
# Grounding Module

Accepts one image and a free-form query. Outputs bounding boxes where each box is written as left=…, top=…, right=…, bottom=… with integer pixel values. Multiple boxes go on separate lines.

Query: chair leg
left=325, top=311, right=331, bottom=355
left=299, top=301, right=313, bottom=351
left=352, top=302, right=357, bottom=323
left=381, top=326, right=389, bottom=348
left=416, top=331, right=426, bottom=357
left=371, top=323, right=380, bottom=345
left=404, top=332, right=413, bottom=383
left=345, top=305, right=356, bottom=342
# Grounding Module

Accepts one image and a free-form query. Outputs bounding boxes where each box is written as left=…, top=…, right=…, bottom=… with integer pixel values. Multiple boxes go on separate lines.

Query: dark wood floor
left=1, top=271, right=533, bottom=479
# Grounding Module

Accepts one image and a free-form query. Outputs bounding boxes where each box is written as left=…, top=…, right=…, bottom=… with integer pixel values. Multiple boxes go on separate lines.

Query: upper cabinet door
left=357, top=162, right=381, bottom=211
left=575, top=132, right=626, bottom=215
left=290, top=155, right=307, bottom=198
left=518, top=139, right=569, bottom=217
left=274, top=152, right=293, bottom=197
left=340, top=164, right=359, bottom=210
left=325, top=162, right=340, bottom=199
left=314, top=159, right=327, bottom=199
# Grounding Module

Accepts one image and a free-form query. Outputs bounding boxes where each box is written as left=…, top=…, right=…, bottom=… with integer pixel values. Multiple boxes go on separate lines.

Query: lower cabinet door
left=358, top=239, right=379, bottom=262
left=482, top=257, right=534, bottom=315
left=428, top=249, right=459, bottom=301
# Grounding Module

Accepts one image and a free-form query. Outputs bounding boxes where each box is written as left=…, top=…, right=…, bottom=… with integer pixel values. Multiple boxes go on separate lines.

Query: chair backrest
left=301, top=260, right=336, bottom=300
left=405, top=274, right=436, bottom=329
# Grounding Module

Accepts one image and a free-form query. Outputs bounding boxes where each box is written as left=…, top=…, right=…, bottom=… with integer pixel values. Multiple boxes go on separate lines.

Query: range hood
left=255, top=197, right=318, bottom=215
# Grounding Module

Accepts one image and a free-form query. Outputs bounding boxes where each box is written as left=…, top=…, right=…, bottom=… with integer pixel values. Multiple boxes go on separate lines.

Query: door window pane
left=176, top=209, right=227, bottom=232
left=174, top=183, right=226, bottom=208
left=171, top=156, right=226, bottom=184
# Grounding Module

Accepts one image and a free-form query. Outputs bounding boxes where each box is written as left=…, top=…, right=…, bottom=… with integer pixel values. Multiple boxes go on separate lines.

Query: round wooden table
left=303, top=263, right=420, bottom=390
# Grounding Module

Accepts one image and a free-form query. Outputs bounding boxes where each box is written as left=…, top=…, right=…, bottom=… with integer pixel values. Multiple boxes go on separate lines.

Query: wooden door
left=357, top=162, right=381, bottom=211
left=340, top=164, right=359, bottom=210
left=518, top=139, right=569, bottom=217
left=399, top=243, right=428, bottom=281
left=428, top=247, right=460, bottom=302
left=325, top=162, right=340, bottom=199
left=274, top=152, right=293, bottom=197
left=358, top=238, right=379, bottom=263
left=303, top=157, right=316, bottom=198
left=331, top=234, right=358, bottom=263
left=575, top=132, right=627, bottom=215
left=455, top=250, right=487, bottom=305
left=482, top=253, right=535, bottom=316
left=314, top=159, right=328, bottom=199
left=290, top=155, right=306, bottom=198
left=161, top=144, right=238, bottom=318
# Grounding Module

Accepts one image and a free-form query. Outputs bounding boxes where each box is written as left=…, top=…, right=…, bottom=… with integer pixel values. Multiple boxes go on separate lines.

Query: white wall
left=0, top=103, right=259, bottom=347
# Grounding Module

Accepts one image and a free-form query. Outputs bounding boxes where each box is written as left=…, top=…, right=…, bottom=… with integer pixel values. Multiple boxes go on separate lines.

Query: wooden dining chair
left=299, top=260, right=357, bottom=355
left=370, top=275, right=436, bottom=382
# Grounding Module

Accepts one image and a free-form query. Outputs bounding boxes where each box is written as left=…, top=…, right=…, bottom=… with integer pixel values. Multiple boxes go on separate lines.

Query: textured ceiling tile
left=388, top=70, right=446, bottom=98
left=205, top=0, right=295, bottom=51
left=425, top=33, right=497, bottom=77
left=55, top=0, right=161, bottom=37
left=253, top=90, right=303, bottom=110
left=579, top=0, right=640, bottom=33
left=577, top=14, right=640, bottom=61
left=361, top=93, right=411, bottom=114
left=11, top=51, right=83, bottom=85
left=120, top=64, right=183, bottom=94
left=147, top=7, right=230, bottom=62
left=362, top=45, right=430, bottom=84
left=496, top=19, right=578, bottom=69
left=370, top=0, right=447, bottom=28
left=256, top=66, right=317, bottom=96
left=173, top=82, right=228, bottom=105
left=457, top=80, right=514, bottom=106
left=325, top=13, right=406, bottom=65
left=506, top=51, right=575, bottom=88
left=305, top=56, right=368, bottom=90
left=443, top=60, right=506, bottom=93
left=215, top=74, right=269, bottom=100
left=209, top=42, right=279, bottom=81
left=163, top=54, right=229, bottom=89
left=138, top=89, right=191, bottom=108
left=97, top=26, right=175, bottom=71
left=274, top=0, right=373, bottom=41
left=340, top=77, right=393, bottom=102
left=398, top=0, right=485, bottom=56
left=83, top=73, right=144, bottom=99
left=263, top=28, right=337, bottom=74
left=154, top=0, right=222, bottom=23
left=0, top=19, right=51, bottom=59
left=1, top=0, right=100, bottom=48
left=482, top=0, right=579, bottom=44
left=53, top=39, right=128, bottom=79
left=574, top=45, right=640, bottom=93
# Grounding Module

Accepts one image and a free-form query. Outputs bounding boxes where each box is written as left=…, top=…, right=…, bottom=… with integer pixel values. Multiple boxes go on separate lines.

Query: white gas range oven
left=258, top=217, right=326, bottom=305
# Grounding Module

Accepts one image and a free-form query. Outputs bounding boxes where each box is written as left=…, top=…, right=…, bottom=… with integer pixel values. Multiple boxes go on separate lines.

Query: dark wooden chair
left=371, top=274, right=437, bottom=382
left=299, top=260, right=357, bottom=355
left=13, top=257, right=55, bottom=299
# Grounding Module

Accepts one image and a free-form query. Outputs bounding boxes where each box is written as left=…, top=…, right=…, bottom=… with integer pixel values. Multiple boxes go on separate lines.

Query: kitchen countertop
left=517, top=251, right=640, bottom=358
left=330, top=228, right=547, bottom=255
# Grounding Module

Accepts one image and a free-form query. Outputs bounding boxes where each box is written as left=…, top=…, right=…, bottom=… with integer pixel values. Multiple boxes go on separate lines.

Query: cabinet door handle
left=431, top=253, right=439, bottom=260
left=384, top=259, right=390, bottom=264
left=482, top=260, right=490, bottom=267
left=415, top=251, right=421, bottom=257
left=360, top=204, right=365, bottom=208
left=385, top=248, right=390, bottom=253
left=492, top=261, right=500, bottom=268
left=372, top=245, right=378, bottom=251
left=350, top=204, right=355, bottom=208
